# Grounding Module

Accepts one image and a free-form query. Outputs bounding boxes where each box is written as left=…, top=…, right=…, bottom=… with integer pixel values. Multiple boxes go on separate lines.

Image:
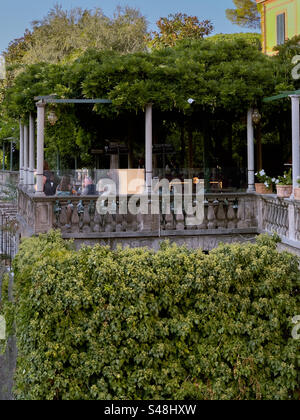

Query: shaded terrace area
left=12, top=92, right=300, bottom=254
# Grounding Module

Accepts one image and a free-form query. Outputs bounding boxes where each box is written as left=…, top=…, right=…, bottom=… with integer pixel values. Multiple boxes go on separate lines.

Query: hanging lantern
left=48, top=110, right=58, bottom=126
left=252, top=109, right=261, bottom=125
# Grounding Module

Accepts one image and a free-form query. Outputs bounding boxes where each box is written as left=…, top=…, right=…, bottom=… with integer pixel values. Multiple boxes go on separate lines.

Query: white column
left=23, top=124, right=29, bottom=187
left=291, top=96, right=300, bottom=192
left=29, top=113, right=35, bottom=191
left=247, top=108, right=255, bottom=192
left=36, top=101, right=45, bottom=195
left=19, top=121, right=24, bottom=185
left=145, top=104, right=153, bottom=192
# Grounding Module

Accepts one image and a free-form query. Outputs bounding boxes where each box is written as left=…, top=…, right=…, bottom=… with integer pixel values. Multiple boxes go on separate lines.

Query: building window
left=277, top=13, right=286, bottom=45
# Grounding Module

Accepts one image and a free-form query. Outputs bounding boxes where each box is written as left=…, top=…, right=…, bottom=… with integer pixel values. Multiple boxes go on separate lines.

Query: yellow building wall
left=258, top=0, right=300, bottom=54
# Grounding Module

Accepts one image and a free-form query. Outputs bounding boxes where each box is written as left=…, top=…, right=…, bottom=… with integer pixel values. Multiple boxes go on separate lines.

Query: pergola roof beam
left=34, top=96, right=112, bottom=104
left=263, top=89, right=300, bottom=103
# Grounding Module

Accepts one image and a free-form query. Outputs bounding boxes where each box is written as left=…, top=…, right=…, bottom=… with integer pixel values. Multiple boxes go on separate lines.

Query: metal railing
left=0, top=204, right=18, bottom=268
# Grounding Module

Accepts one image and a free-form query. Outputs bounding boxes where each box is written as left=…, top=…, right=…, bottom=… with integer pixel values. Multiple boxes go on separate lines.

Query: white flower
left=259, top=170, right=266, bottom=176
left=264, top=182, right=269, bottom=188
left=284, top=175, right=286, bottom=178
left=275, top=180, right=280, bottom=184
left=272, top=178, right=276, bottom=182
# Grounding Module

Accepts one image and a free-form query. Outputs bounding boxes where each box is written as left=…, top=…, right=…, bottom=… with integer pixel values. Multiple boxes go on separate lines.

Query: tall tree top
left=226, top=0, right=261, bottom=29
left=4, top=4, right=148, bottom=66
left=148, top=13, right=213, bottom=49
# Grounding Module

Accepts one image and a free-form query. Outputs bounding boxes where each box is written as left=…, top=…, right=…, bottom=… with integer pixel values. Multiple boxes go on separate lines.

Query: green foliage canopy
left=1, top=36, right=283, bottom=165
left=6, top=38, right=277, bottom=117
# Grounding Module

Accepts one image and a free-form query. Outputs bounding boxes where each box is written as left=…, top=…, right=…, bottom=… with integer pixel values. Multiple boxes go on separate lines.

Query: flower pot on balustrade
left=294, top=187, right=300, bottom=201
left=255, top=183, right=273, bottom=194
left=276, top=184, right=293, bottom=199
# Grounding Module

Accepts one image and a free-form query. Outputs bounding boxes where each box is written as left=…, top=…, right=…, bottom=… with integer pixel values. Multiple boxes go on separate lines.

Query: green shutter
left=277, top=14, right=286, bottom=45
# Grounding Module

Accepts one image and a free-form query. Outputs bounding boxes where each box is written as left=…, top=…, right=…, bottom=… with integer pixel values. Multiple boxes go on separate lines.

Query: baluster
left=120, top=213, right=127, bottom=232
left=207, top=200, right=217, bottom=229
left=276, top=203, right=281, bottom=234
left=270, top=202, right=276, bottom=232
left=262, top=200, right=268, bottom=231
left=82, top=201, right=92, bottom=233
left=200, top=199, right=209, bottom=230
left=276, top=203, right=282, bottom=234
left=77, top=200, right=84, bottom=232
left=65, top=200, right=74, bottom=230
left=93, top=211, right=101, bottom=233
left=216, top=200, right=226, bottom=229
left=53, top=200, right=62, bottom=228
left=71, top=201, right=80, bottom=232
left=297, top=208, right=300, bottom=240
left=227, top=199, right=236, bottom=229
left=169, top=192, right=175, bottom=230
left=88, top=200, right=96, bottom=232
left=237, top=198, right=245, bottom=228
left=278, top=204, right=282, bottom=235
left=268, top=201, right=273, bottom=232
left=283, top=205, right=289, bottom=237
left=233, top=199, right=239, bottom=228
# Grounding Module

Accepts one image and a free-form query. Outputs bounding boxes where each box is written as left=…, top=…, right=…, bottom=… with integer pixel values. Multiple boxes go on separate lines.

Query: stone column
left=36, top=101, right=45, bottom=195
left=145, top=104, right=153, bottom=192
left=19, top=121, right=24, bottom=185
left=23, top=124, right=29, bottom=187
left=247, top=108, right=255, bottom=192
left=290, top=96, right=300, bottom=193
left=29, top=113, right=35, bottom=192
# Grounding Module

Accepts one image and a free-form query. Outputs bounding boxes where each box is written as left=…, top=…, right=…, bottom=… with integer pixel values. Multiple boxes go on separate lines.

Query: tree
left=3, top=4, right=148, bottom=67
left=148, top=13, right=213, bottom=49
left=226, top=0, right=260, bottom=29
left=0, top=4, right=148, bottom=158
left=3, top=30, right=33, bottom=66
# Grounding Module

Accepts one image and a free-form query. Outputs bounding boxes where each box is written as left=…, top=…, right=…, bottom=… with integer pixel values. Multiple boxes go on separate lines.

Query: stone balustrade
left=17, top=187, right=300, bottom=252
left=294, top=202, right=300, bottom=242
left=260, top=195, right=289, bottom=237
left=17, top=188, right=258, bottom=237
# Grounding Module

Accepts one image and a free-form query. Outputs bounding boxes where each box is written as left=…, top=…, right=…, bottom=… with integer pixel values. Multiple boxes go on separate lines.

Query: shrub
left=3, top=231, right=299, bottom=400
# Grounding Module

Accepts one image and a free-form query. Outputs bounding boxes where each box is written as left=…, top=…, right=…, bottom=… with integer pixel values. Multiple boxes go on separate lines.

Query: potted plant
left=294, top=177, right=300, bottom=200
left=276, top=169, right=293, bottom=198
left=255, top=170, right=274, bottom=194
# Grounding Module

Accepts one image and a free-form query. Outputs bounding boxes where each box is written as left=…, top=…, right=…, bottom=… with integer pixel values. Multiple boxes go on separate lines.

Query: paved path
left=0, top=270, right=16, bottom=400
left=0, top=336, right=16, bottom=400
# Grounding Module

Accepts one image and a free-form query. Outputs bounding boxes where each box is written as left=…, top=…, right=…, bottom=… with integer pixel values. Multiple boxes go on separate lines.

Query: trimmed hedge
left=2, top=231, right=299, bottom=400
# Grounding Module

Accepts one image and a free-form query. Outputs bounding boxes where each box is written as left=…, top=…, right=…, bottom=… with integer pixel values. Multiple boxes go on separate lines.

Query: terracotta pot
left=276, top=184, right=293, bottom=198
left=255, top=183, right=273, bottom=194
left=294, top=187, right=300, bottom=201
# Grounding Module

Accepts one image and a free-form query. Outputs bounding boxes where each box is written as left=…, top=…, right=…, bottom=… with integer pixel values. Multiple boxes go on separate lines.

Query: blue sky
left=0, top=0, right=257, bottom=53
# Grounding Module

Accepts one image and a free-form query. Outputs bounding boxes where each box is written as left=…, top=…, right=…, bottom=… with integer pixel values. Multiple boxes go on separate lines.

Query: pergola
left=18, top=95, right=277, bottom=195
left=263, top=89, right=300, bottom=195
left=18, top=97, right=154, bottom=195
